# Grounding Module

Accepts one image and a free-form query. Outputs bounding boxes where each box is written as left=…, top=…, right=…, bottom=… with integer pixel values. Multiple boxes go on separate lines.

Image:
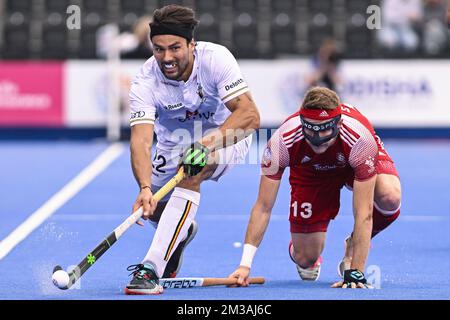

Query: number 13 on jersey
left=291, top=201, right=313, bottom=219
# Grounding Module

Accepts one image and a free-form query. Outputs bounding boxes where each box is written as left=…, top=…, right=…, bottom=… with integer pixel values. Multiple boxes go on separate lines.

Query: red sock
left=371, top=206, right=400, bottom=238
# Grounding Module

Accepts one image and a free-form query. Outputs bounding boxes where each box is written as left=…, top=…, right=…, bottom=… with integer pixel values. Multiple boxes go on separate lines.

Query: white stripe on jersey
left=281, top=116, right=302, bottom=136
left=341, top=126, right=359, bottom=143
left=341, top=115, right=372, bottom=138
left=278, top=116, right=304, bottom=149
left=340, top=128, right=357, bottom=147
left=283, top=125, right=301, bottom=141
left=340, top=115, right=376, bottom=153
left=286, top=135, right=304, bottom=148
left=129, top=119, right=155, bottom=126
left=221, top=86, right=249, bottom=102
left=281, top=117, right=304, bottom=149
left=284, top=130, right=303, bottom=144
left=340, top=133, right=356, bottom=148
left=340, top=115, right=364, bottom=146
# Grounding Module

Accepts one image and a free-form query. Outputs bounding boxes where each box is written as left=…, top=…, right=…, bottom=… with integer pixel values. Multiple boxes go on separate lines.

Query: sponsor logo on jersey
left=365, top=156, right=375, bottom=174
left=336, top=152, right=346, bottom=165
left=319, top=110, right=329, bottom=117
left=197, top=83, right=207, bottom=103
left=313, top=161, right=347, bottom=171
left=301, top=156, right=311, bottom=164
left=225, top=78, right=244, bottom=91
left=165, top=102, right=183, bottom=110
left=130, top=111, right=145, bottom=119
left=178, top=110, right=215, bottom=122
left=313, top=164, right=340, bottom=171
left=262, top=147, right=272, bottom=167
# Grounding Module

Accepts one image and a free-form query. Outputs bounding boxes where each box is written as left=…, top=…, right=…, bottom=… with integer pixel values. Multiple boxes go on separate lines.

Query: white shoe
left=289, top=241, right=323, bottom=281
left=295, top=259, right=322, bottom=281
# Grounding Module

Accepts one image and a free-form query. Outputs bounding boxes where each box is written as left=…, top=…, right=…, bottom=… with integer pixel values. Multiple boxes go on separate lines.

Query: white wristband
left=239, top=244, right=258, bottom=268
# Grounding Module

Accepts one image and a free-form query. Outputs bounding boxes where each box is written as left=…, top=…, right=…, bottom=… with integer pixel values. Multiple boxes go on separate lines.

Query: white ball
left=233, top=241, right=242, bottom=248
left=52, top=270, right=70, bottom=289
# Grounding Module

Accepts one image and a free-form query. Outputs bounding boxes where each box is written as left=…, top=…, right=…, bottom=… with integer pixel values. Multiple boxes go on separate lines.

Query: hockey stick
left=160, top=277, right=265, bottom=289
left=52, top=168, right=185, bottom=290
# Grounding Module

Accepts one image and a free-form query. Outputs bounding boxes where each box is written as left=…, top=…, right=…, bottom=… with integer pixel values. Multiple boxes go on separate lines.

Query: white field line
left=0, top=143, right=125, bottom=260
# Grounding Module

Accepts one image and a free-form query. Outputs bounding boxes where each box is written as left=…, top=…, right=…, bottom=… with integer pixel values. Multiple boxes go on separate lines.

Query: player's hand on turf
left=179, top=142, right=210, bottom=177
left=331, top=269, right=373, bottom=289
left=228, top=266, right=251, bottom=287
left=132, top=187, right=157, bottom=226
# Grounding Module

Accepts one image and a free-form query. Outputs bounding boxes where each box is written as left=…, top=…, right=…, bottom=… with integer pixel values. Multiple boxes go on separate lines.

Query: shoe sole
left=124, top=286, right=163, bottom=295
left=298, top=265, right=321, bottom=281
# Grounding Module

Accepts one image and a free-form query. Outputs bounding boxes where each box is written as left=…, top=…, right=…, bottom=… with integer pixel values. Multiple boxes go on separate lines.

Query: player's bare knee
left=292, top=247, right=321, bottom=269
left=375, top=175, right=401, bottom=211
left=295, top=254, right=320, bottom=269
left=376, top=189, right=401, bottom=211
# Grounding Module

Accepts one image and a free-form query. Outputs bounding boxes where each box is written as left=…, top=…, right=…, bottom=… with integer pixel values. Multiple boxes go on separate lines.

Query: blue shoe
left=125, top=263, right=163, bottom=295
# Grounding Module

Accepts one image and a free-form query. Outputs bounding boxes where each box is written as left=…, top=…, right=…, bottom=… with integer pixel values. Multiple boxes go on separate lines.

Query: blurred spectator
left=96, top=16, right=152, bottom=59
left=304, top=38, right=342, bottom=92
left=121, top=16, right=152, bottom=59
left=447, top=1, right=450, bottom=26
left=377, top=0, right=423, bottom=54
left=422, top=0, right=449, bottom=55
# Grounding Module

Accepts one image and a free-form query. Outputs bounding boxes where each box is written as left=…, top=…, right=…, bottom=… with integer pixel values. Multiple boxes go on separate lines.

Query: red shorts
left=289, top=159, right=399, bottom=234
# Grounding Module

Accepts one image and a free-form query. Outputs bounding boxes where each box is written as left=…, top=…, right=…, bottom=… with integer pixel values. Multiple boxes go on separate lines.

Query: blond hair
left=301, top=87, right=340, bottom=110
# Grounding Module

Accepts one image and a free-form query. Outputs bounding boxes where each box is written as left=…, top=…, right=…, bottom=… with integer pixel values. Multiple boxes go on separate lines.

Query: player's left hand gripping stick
left=51, top=168, right=185, bottom=290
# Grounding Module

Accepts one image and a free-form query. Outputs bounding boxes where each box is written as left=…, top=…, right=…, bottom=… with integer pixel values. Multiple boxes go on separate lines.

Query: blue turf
left=0, top=140, right=449, bottom=300
left=0, top=142, right=110, bottom=240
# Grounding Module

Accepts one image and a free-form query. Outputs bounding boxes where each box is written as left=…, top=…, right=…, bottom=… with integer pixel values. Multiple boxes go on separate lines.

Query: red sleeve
left=349, top=134, right=378, bottom=181
left=261, top=129, right=290, bottom=180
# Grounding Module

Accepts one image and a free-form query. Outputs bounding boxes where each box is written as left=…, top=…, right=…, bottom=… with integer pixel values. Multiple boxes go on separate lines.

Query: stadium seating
left=0, top=0, right=448, bottom=59
left=270, top=0, right=297, bottom=55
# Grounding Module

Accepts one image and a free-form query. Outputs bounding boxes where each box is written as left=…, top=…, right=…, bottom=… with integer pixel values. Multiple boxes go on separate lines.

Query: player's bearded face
left=152, top=35, right=195, bottom=81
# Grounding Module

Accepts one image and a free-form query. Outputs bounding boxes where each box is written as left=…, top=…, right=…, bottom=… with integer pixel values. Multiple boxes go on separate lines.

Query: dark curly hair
left=150, top=5, right=199, bottom=31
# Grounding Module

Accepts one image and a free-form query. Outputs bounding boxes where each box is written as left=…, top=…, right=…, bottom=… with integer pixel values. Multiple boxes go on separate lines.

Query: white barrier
left=64, top=59, right=450, bottom=128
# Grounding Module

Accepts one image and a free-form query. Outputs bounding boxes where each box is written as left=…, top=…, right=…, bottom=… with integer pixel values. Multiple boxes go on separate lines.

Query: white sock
left=142, top=187, right=200, bottom=278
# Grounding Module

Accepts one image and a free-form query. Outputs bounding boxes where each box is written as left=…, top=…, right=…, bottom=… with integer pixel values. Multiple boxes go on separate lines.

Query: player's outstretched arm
left=332, top=175, right=376, bottom=289
left=351, top=175, right=376, bottom=271
left=130, top=124, right=157, bottom=225
left=201, top=92, right=260, bottom=152
left=229, top=175, right=281, bottom=286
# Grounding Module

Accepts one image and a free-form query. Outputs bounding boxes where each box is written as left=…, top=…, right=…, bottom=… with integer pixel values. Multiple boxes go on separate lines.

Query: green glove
left=179, top=142, right=210, bottom=176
